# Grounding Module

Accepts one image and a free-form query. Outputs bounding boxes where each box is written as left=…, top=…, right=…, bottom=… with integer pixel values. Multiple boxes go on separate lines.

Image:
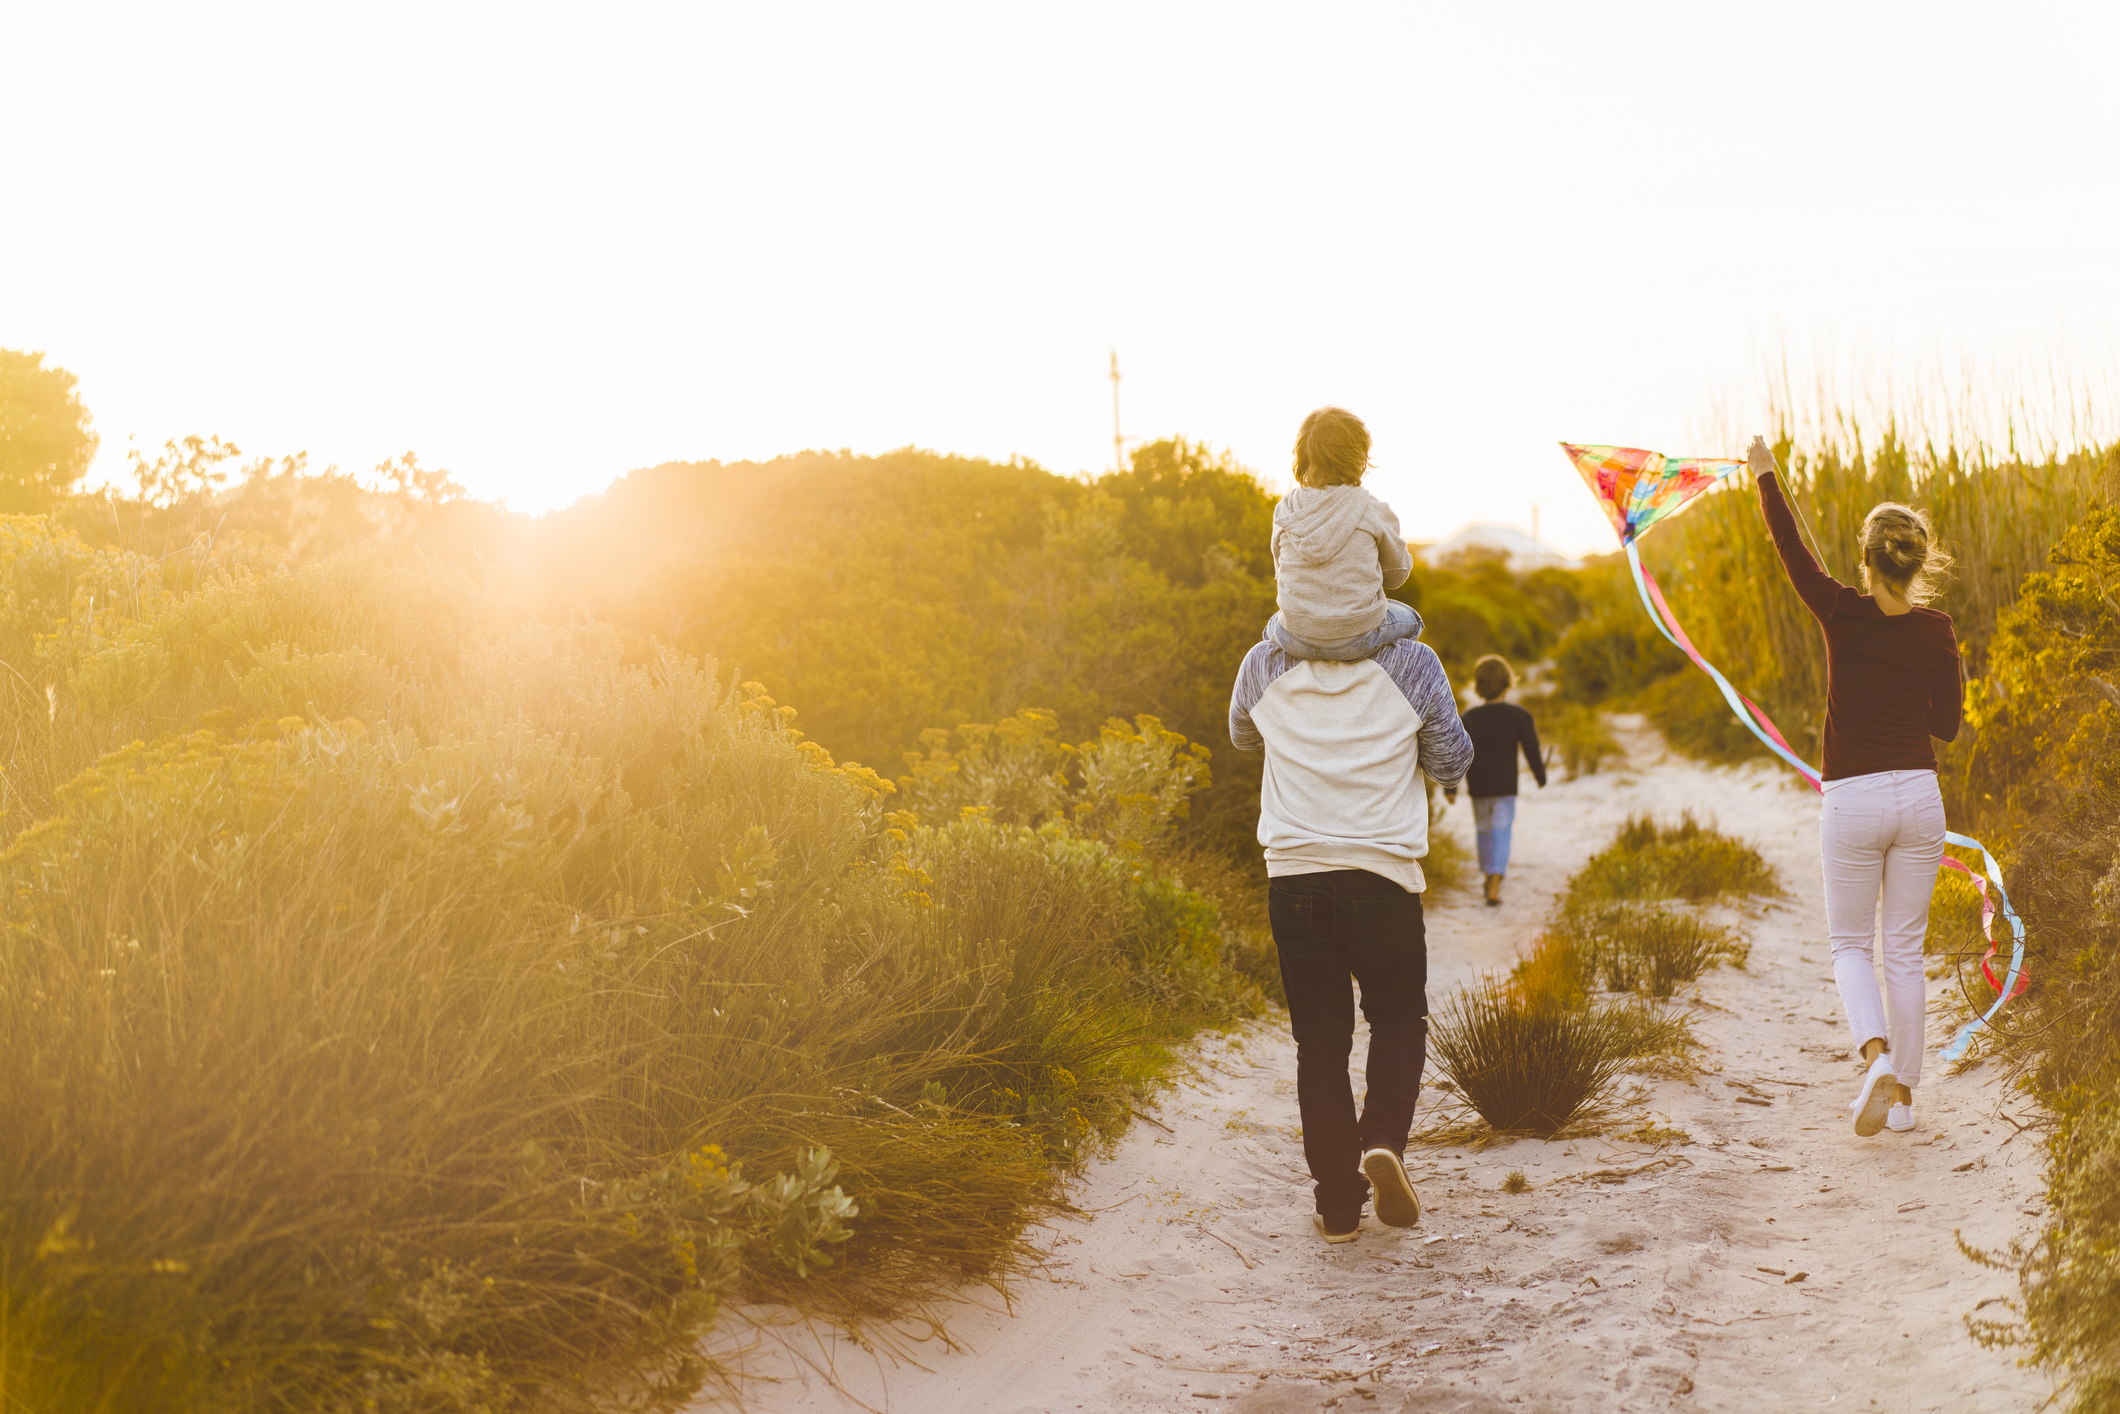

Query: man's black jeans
left=1267, top=868, right=1428, bottom=1227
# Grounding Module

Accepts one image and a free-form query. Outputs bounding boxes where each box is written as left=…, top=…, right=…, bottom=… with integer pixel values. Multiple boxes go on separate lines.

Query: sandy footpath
left=700, top=716, right=2051, bottom=1413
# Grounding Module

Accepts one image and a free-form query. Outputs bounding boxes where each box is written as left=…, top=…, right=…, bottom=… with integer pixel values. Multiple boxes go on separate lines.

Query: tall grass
left=0, top=522, right=1264, bottom=1410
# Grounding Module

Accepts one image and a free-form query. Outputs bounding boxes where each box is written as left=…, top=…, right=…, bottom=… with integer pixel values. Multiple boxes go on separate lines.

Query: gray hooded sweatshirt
left=1270, top=485, right=1414, bottom=642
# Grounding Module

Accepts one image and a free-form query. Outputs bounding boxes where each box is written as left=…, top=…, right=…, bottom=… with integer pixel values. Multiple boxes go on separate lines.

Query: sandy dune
left=702, top=716, right=2051, bottom=1413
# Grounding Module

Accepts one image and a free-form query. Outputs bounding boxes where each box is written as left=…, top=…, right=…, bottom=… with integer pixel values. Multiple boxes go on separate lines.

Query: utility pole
left=1110, top=350, right=1125, bottom=474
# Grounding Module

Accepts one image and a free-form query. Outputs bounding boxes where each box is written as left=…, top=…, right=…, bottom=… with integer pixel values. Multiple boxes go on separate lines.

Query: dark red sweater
left=1758, top=470, right=1963, bottom=781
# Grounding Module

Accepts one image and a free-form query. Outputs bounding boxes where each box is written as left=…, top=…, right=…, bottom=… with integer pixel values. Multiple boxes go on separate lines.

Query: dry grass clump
left=1571, top=904, right=1748, bottom=998
left=1425, top=809, right=1746, bottom=1143
left=1516, top=906, right=1745, bottom=1005
left=1512, top=929, right=1593, bottom=1011
left=1602, top=997, right=1698, bottom=1061
left=1426, top=980, right=1639, bottom=1138
left=1502, top=1170, right=1529, bottom=1194
left=1566, top=811, right=1782, bottom=907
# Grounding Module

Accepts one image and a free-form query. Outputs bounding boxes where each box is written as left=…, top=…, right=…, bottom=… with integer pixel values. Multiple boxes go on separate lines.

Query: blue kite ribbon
left=1620, top=541, right=2028, bottom=1063
left=1936, top=831, right=2027, bottom=1062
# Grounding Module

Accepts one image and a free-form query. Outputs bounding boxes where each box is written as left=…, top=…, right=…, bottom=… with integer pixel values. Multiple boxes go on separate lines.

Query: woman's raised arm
left=1751, top=435, right=1841, bottom=623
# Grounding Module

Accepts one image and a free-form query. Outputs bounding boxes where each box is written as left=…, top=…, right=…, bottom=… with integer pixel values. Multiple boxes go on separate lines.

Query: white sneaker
left=1850, top=1053, right=1898, bottom=1137
left=1885, top=1103, right=1915, bottom=1132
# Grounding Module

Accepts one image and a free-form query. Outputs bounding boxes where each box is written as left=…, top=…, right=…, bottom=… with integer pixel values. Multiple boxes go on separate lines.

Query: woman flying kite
left=1561, top=436, right=2025, bottom=1139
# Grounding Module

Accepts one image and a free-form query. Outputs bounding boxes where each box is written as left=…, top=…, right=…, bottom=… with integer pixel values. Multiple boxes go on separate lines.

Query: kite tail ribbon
left=1623, top=543, right=1820, bottom=785
left=1936, top=834, right=2029, bottom=1059
left=1621, top=541, right=2027, bottom=1062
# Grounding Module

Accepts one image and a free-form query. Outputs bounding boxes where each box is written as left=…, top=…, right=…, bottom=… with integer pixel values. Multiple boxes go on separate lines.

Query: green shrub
left=1556, top=904, right=1749, bottom=998
left=1631, top=671, right=1770, bottom=766
left=1967, top=1095, right=2120, bottom=1413
left=1565, top=811, right=1781, bottom=907
left=1523, top=695, right=1621, bottom=779
left=1549, top=601, right=1684, bottom=705
left=0, top=526, right=1264, bottom=1411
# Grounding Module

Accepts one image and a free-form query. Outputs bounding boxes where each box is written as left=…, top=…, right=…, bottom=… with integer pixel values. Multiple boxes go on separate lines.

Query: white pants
left=1820, top=769, right=1946, bottom=1089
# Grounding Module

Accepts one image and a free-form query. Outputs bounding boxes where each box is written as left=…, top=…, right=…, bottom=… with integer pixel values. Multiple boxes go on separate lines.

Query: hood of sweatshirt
left=1272, top=485, right=1376, bottom=568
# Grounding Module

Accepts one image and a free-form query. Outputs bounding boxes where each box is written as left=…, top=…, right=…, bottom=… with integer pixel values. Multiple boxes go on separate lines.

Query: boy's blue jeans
left=1473, top=795, right=1517, bottom=875
left=1265, top=601, right=1423, bottom=661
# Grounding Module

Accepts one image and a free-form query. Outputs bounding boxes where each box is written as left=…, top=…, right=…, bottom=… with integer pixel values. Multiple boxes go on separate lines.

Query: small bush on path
left=1566, top=811, right=1782, bottom=909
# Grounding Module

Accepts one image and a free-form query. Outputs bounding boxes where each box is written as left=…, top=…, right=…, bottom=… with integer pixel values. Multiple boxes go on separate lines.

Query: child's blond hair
left=1292, top=407, right=1371, bottom=488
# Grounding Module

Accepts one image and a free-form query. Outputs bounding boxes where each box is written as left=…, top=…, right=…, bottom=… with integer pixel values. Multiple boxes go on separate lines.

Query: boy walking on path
left=1446, top=655, right=1546, bottom=907
left=1228, top=407, right=1473, bottom=1245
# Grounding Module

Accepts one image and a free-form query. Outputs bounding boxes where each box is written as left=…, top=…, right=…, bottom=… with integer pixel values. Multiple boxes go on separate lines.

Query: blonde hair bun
left=1859, top=502, right=1952, bottom=605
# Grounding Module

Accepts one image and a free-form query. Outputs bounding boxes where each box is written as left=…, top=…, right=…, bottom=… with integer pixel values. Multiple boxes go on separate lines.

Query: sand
left=699, top=715, right=2052, bottom=1413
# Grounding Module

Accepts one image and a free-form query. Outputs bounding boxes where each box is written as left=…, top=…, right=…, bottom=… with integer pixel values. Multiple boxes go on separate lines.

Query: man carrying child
left=1229, top=406, right=1471, bottom=1243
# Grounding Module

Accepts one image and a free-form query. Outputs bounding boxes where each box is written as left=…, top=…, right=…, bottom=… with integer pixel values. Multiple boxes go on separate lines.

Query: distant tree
left=129, top=433, right=243, bottom=507
left=371, top=451, right=463, bottom=504
left=0, top=349, right=99, bottom=511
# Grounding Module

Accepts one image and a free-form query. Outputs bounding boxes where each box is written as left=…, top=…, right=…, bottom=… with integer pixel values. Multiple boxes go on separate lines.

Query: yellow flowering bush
left=0, top=520, right=1263, bottom=1411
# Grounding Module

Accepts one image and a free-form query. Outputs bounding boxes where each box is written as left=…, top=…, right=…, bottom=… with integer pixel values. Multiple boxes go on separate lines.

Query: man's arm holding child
left=1227, top=642, right=1284, bottom=753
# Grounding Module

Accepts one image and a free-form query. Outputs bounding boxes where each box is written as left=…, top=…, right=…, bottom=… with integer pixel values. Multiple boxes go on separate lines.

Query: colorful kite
left=1561, top=442, right=2026, bottom=1062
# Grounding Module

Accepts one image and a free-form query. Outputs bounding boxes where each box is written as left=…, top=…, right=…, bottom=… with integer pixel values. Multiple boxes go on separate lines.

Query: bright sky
left=7, top=3, right=2118, bottom=553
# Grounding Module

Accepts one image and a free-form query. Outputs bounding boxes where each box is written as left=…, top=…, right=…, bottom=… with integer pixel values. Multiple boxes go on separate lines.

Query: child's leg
left=1486, top=796, right=1517, bottom=875
left=1264, top=603, right=1425, bottom=662
left=1378, top=600, right=1424, bottom=639
left=1265, top=613, right=1334, bottom=659
left=1472, top=797, right=1500, bottom=875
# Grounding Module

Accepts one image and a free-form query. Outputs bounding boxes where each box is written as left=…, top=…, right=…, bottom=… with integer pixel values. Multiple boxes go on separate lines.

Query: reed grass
left=1632, top=425, right=2117, bottom=769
